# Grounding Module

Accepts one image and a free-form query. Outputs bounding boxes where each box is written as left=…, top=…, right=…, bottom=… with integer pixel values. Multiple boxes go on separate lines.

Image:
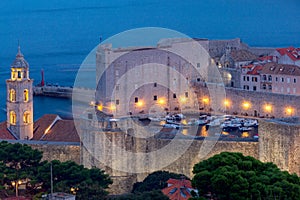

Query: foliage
left=109, top=190, right=169, bottom=200
left=132, top=170, right=187, bottom=193
left=191, top=152, right=300, bottom=200
left=0, top=141, right=112, bottom=199
left=36, top=160, right=112, bottom=199
left=0, top=141, right=43, bottom=190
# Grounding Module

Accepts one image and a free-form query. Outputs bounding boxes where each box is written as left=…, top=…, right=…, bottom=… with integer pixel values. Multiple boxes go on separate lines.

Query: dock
left=33, top=85, right=95, bottom=103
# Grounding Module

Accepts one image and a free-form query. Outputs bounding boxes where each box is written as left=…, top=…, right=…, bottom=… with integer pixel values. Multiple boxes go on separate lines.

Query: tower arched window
left=24, top=89, right=29, bottom=102
left=23, top=111, right=30, bottom=124
left=9, top=89, right=16, bottom=102
left=10, top=111, right=16, bottom=125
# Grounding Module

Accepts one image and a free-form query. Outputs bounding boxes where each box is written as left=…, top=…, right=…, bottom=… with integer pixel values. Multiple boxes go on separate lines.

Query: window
left=243, top=76, right=246, bottom=81
left=294, top=78, right=297, bottom=83
left=185, top=92, right=188, bottom=98
left=116, top=99, right=120, bottom=105
left=173, top=93, right=177, bottom=99
left=262, top=75, right=267, bottom=81
left=262, top=84, right=266, bottom=90
left=275, top=77, right=278, bottom=82
left=253, top=86, right=257, bottom=91
left=287, top=78, right=290, bottom=83
left=252, top=77, right=258, bottom=82
left=116, top=84, right=120, bottom=91
left=134, top=97, right=138, bottom=103
left=24, top=89, right=29, bottom=102
left=154, top=82, right=157, bottom=87
left=197, top=63, right=200, bottom=68
left=17, top=71, right=21, bottom=79
left=281, top=77, right=284, bottom=82
left=9, top=89, right=16, bottom=102
left=153, top=95, right=157, bottom=101
left=268, top=75, right=272, bottom=81
left=10, top=111, right=16, bottom=125
left=268, top=85, right=272, bottom=90
left=246, top=76, right=249, bottom=81
left=23, top=112, right=30, bottom=124
left=197, top=78, right=201, bottom=82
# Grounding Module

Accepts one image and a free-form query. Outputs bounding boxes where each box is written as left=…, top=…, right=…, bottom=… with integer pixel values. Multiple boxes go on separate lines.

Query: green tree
left=36, top=160, right=112, bottom=200
left=0, top=141, right=43, bottom=194
left=132, top=170, right=187, bottom=193
left=191, top=152, right=300, bottom=200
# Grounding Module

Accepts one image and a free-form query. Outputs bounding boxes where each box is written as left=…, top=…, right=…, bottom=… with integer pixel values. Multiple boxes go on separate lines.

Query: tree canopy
left=0, top=141, right=112, bottom=199
left=191, top=152, right=300, bottom=200
left=132, top=170, right=187, bottom=193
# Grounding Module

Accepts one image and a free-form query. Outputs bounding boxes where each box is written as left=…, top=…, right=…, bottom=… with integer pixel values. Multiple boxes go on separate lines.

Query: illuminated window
left=23, top=112, right=30, bottom=124
left=10, top=111, right=16, bottom=125
left=9, top=89, right=16, bottom=102
left=24, top=89, right=29, bottom=102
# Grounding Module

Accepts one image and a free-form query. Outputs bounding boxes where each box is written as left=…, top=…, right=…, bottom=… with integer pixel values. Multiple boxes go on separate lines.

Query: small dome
left=11, top=46, right=29, bottom=68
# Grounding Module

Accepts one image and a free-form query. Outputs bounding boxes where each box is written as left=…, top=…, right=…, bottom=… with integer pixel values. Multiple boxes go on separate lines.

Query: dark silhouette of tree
left=132, top=170, right=187, bottom=193
left=191, top=152, right=300, bottom=200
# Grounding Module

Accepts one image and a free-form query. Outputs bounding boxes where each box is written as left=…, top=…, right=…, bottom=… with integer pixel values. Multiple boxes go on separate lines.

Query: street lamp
left=11, top=180, right=22, bottom=197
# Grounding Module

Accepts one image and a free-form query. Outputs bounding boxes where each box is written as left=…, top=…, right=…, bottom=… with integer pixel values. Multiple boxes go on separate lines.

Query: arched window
left=268, top=75, right=272, bottom=81
left=23, top=111, right=30, bottom=124
left=9, top=89, right=16, bottom=102
left=24, top=89, right=29, bottom=102
left=10, top=111, right=16, bottom=125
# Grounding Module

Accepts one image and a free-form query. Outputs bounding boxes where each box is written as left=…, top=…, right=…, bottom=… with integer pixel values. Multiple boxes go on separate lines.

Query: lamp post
left=11, top=180, right=22, bottom=197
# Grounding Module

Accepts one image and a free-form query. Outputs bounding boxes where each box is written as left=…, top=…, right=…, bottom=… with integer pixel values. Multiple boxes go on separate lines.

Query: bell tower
left=6, top=46, right=33, bottom=140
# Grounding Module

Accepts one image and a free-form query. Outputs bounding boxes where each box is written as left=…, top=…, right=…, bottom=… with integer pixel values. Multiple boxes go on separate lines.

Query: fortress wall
left=195, top=85, right=300, bottom=118
left=30, top=143, right=81, bottom=164
left=259, top=119, right=300, bottom=176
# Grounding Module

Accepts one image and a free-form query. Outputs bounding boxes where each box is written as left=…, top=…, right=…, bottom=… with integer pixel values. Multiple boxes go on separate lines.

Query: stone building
left=6, top=46, right=33, bottom=140
left=272, top=47, right=300, bottom=66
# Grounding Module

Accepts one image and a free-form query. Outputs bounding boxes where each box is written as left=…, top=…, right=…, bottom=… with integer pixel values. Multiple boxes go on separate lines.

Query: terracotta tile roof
left=0, top=122, right=16, bottom=140
left=32, top=114, right=79, bottom=143
left=260, top=62, right=300, bottom=76
left=40, top=119, right=79, bottom=142
left=230, top=50, right=257, bottom=62
left=258, top=55, right=274, bottom=61
left=32, top=114, right=58, bottom=141
left=162, top=178, right=194, bottom=200
left=247, top=65, right=263, bottom=75
left=242, top=64, right=254, bottom=69
left=276, top=47, right=300, bottom=61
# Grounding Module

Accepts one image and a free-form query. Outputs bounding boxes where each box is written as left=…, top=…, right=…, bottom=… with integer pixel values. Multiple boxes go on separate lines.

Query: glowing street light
left=136, top=100, right=144, bottom=107
left=202, top=97, right=209, bottom=104
left=223, top=99, right=230, bottom=107
left=285, top=107, right=294, bottom=115
left=158, top=98, right=166, bottom=105
left=11, top=180, right=22, bottom=197
left=179, top=96, right=187, bottom=104
left=264, top=104, right=272, bottom=113
left=242, top=101, right=251, bottom=110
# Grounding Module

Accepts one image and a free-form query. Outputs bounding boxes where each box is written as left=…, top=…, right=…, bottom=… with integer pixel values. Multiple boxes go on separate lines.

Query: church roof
left=162, top=178, right=194, bottom=200
left=11, top=46, right=29, bottom=68
left=0, top=122, right=16, bottom=140
left=32, top=114, right=80, bottom=143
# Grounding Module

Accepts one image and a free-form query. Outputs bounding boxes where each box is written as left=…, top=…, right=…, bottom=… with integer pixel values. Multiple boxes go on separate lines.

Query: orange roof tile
left=261, top=62, right=300, bottom=76
left=32, top=114, right=58, bottom=141
left=246, top=65, right=263, bottom=75
left=162, top=178, right=194, bottom=200
left=32, top=114, right=79, bottom=143
left=276, top=47, right=300, bottom=61
left=0, top=122, right=16, bottom=140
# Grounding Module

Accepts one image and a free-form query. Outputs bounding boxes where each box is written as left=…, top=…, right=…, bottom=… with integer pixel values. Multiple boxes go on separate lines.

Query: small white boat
left=239, top=126, right=252, bottom=131
left=243, top=119, right=258, bottom=127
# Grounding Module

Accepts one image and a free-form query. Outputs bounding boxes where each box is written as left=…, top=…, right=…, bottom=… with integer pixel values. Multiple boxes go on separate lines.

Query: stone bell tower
left=6, top=46, right=33, bottom=140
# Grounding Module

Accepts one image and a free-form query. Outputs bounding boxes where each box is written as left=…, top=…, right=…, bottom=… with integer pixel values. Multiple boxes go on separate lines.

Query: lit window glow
left=242, top=101, right=251, bottom=110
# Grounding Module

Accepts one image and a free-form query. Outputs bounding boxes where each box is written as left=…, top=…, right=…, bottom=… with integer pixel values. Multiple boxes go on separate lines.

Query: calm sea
left=0, top=0, right=299, bottom=121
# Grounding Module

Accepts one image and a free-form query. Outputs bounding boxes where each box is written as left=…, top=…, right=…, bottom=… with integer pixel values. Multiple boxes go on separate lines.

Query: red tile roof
left=33, top=114, right=58, bottom=141
left=0, top=122, right=16, bottom=140
left=258, top=55, right=274, bottom=61
left=162, top=178, right=194, bottom=200
left=276, top=47, right=300, bottom=61
left=260, top=62, right=300, bottom=76
left=32, top=114, right=79, bottom=143
left=246, top=65, right=263, bottom=75
left=230, top=50, right=257, bottom=62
